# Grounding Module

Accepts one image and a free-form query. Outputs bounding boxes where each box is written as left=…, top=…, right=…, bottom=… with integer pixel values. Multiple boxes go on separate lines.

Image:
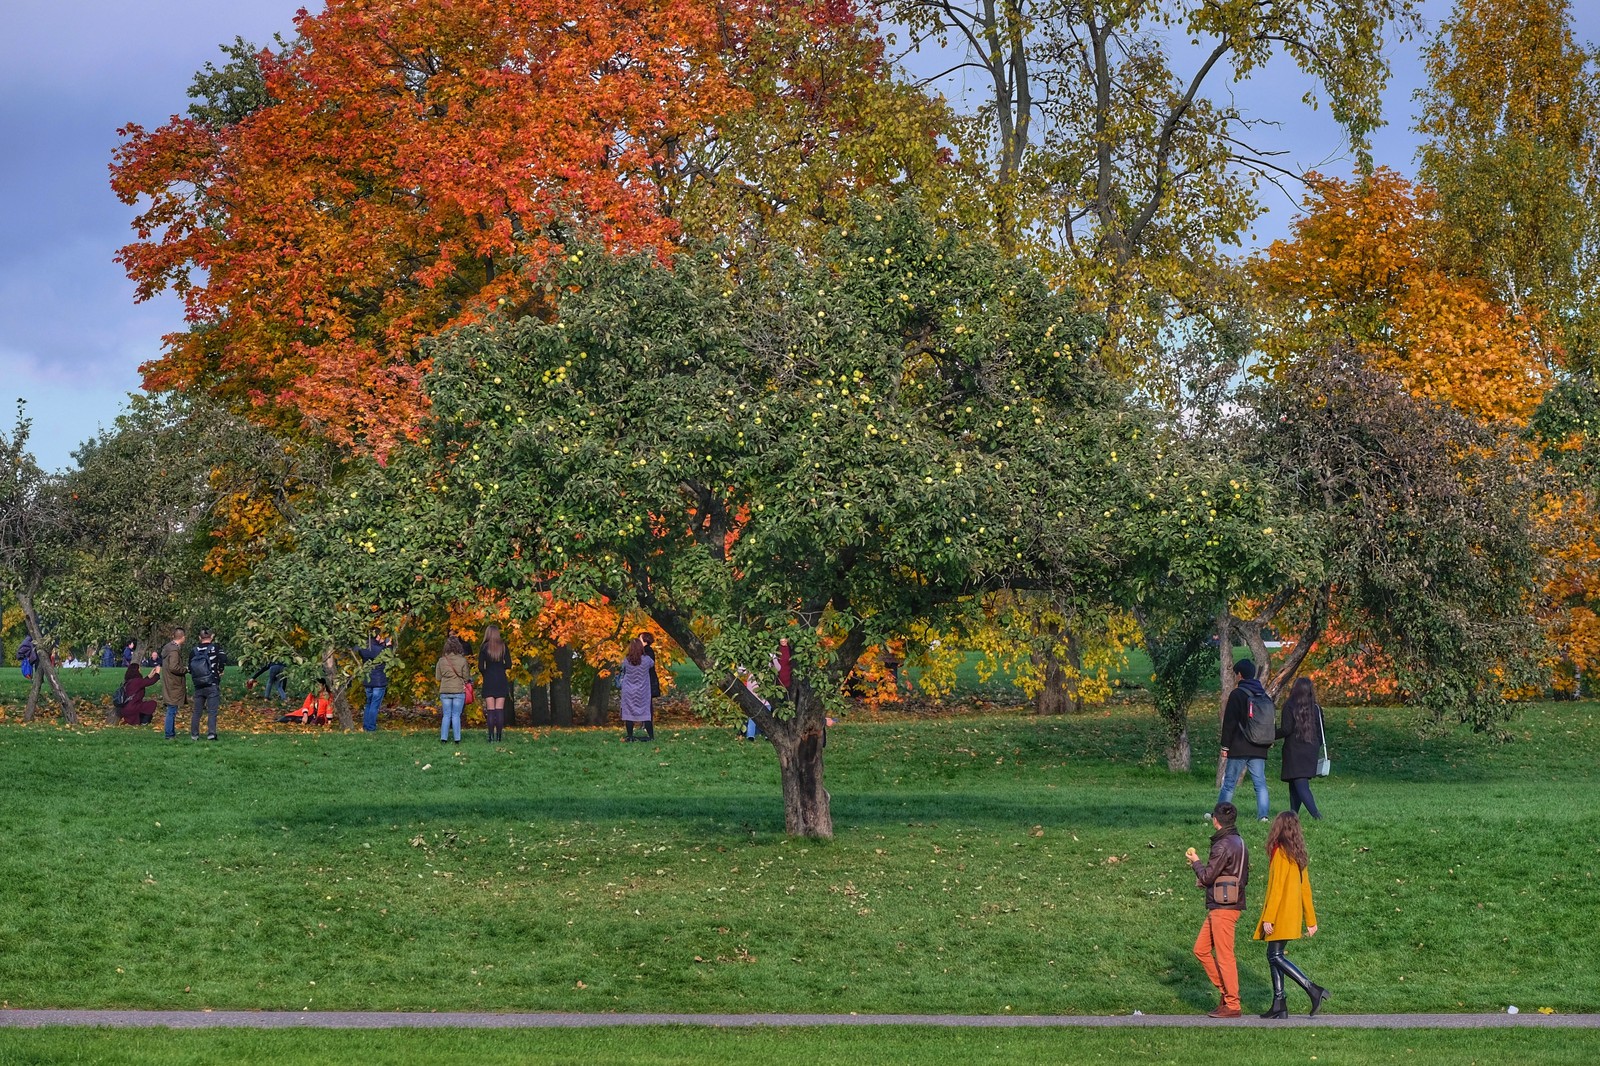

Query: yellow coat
left=1252, top=848, right=1317, bottom=942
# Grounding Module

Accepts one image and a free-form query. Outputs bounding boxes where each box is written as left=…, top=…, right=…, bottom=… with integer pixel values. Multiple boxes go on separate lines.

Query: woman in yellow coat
left=1253, top=811, right=1328, bottom=1018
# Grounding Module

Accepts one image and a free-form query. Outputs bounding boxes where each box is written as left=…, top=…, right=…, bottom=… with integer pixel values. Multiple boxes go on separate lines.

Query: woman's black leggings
left=1286, top=778, right=1321, bottom=820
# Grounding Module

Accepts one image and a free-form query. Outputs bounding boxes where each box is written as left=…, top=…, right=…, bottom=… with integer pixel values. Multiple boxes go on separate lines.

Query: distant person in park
left=358, top=634, right=392, bottom=732
left=100, top=643, right=115, bottom=669
left=118, top=662, right=161, bottom=726
left=1277, top=678, right=1325, bottom=820
left=618, top=636, right=654, bottom=742
left=1187, top=801, right=1250, bottom=1019
left=159, top=628, right=188, bottom=739
left=436, top=636, right=471, bottom=744
left=188, top=630, right=232, bottom=740
left=640, top=632, right=663, bottom=703
left=1218, top=659, right=1274, bottom=822
left=1253, top=811, right=1327, bottom=1018
left=123, top=640, right=137, bottom=667
left=478, top=625, right=510, bottom=742
left=18, top=635, right=35, bottom=679
left=247, top=661, right=289, bottom=702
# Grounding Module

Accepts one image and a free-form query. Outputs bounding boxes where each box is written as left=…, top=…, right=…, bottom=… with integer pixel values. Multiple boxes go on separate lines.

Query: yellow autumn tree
left=1253, top=168, right=1549, bottom=425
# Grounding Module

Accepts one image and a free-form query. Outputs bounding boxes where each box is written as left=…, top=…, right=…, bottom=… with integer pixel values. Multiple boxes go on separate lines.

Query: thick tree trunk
left=17, top=591, right=76, bottom=725
left=551, top=646, right=574, bottom=727
left=1032, top=621, right=1078, bottom=716
left=1165, top=715, right=1192, bottom=773
left=323, top=651, right=353, bottom=731
left=527, top=678, right=550, bottom=726
left=742, top=678, right=833, bottom=838
left=584, top=669, right=611, bottom=726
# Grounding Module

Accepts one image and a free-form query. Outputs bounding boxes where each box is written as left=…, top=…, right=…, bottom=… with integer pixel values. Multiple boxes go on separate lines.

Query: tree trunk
left=17, top=590, right=76, bottom=725
left=527, top=676, right=550, bottom=726
left=767, top=683, right=832, bottom=839
left=584, top=668, right=611, bottom=727
left=551, top=645, right=574, bottom=727
left=1165, top=714, right=1192, bottom=773
left=1032, top=621, right=1076, bottom=716
left=323, top=651, right=354, bottom=731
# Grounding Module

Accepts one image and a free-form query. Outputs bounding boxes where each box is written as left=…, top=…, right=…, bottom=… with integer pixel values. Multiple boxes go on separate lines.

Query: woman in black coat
left=1277, top=678, right=1324, bottom=820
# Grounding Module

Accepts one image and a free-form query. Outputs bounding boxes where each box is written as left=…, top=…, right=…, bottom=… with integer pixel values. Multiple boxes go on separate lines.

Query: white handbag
left=1315, top=705, right=1331, bottom=777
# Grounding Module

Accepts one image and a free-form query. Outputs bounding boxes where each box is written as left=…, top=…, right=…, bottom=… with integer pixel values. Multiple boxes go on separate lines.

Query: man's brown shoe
left=1207, top=1007, right=1242, bottom=1018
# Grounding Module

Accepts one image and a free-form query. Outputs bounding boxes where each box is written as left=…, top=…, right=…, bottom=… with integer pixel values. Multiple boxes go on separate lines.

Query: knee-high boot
left=1261, top=944, right=1288, bottom=1018
left=1274, top=946, right=1328, bottom=1017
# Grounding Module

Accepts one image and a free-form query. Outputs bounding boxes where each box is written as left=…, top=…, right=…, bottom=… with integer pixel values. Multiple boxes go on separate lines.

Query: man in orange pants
left=1187, top=801, right=1250, bottom=1018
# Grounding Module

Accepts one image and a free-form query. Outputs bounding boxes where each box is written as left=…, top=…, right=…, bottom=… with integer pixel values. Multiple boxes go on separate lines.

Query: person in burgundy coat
left=120, top=663, right=162, bottom=726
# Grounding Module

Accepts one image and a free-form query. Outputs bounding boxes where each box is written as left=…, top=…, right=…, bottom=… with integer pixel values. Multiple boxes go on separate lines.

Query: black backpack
left=1241, top=689, right=1277, bottom=746
left=112, top=682, right=131, bottom=709
left=189, top=646, right=216, bottom=688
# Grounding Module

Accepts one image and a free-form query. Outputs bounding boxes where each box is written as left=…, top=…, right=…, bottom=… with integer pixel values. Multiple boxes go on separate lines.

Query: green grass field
left=0, top=1026, right=1594, bottom=1066
left=0, top=693, right=1594, bottom=1062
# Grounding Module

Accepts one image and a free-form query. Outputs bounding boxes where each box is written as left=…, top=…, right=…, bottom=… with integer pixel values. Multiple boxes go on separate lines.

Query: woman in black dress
left=1277, top=678, right=1324, bottom=819
left=479, top=624, right=511, bottom=742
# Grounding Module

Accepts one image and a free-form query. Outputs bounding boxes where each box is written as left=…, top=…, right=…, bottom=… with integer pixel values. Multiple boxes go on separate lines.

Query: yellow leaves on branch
left=1254, top=168, right=1549, bottom=425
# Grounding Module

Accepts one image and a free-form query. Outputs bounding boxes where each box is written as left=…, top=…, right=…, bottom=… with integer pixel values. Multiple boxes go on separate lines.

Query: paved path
left=2, top=1010, right=1597, bottom=1029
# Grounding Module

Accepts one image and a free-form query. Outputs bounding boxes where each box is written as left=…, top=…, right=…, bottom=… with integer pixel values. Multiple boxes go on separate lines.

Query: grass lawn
left=0, top=692, right=1595, bottom=1057
left=0, top=1026, right=1596, bottom=1066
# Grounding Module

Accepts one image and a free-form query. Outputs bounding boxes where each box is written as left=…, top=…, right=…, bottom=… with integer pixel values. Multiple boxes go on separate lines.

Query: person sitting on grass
left=119, top=662, right=162, bottom=726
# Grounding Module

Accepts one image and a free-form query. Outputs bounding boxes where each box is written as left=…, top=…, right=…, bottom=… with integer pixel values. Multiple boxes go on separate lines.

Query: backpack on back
left=112, top=683, right=131, bottom=709
left=1241, top=689, right=1277, bottom=747
left=189, top=646, right=216, bottom=688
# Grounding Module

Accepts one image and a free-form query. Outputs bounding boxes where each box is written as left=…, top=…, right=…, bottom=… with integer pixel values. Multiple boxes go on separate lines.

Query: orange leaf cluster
left=1254, top=169, right=1549, bottom=425
left=112, top=0, right=747, bottom=455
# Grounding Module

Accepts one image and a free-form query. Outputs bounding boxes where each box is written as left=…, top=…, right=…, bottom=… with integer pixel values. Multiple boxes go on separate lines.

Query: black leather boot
left=1262, top=948, right=1289, bottom=1018
left=1275, top=950, right=1326, bottom=1016
left=1260, top=994, right=1288, bottom=1019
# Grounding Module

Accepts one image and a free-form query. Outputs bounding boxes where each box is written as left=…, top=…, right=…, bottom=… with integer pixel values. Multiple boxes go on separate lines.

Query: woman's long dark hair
left=1284, top=677, right=1321, bottom=744
left=625, top=637, right=646, bottom=666
left=482, top=624, right=507, bottom=664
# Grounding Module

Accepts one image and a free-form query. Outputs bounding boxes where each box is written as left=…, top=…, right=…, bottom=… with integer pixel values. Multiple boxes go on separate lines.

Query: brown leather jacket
left=1191, top=826, right=1249, bottom=911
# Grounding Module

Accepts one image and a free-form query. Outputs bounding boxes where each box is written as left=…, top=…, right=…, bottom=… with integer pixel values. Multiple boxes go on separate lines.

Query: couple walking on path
left=1189, top=802, right=1328, bottom=1019
left=1218, top=659, right=1325, bottom=822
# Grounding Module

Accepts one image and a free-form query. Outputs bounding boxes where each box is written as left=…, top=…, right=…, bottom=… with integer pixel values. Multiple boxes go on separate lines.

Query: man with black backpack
left=188, top=629, right=233, bottom=741
left=1217, top=659, right=1276, bottom=822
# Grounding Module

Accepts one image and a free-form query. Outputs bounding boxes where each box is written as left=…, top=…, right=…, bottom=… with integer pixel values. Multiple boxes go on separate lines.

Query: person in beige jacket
left=159, top=628, right=188, bottom=739
left=436, top=636, right=471, bottom=743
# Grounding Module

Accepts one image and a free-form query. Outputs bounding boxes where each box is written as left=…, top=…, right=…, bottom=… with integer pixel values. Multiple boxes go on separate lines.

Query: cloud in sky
left=2, top=0, right=1595, bottom=469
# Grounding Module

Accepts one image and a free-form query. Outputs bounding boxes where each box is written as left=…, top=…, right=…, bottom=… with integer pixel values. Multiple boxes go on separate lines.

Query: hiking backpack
left=189, top=646, right=216, bottom=688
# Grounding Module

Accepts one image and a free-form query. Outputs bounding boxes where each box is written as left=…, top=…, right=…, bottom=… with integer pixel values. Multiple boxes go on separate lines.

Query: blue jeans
left=440, top=693, right=464, bottom=741
left=363, top=686, right=386, bottom=732
left=1219, top=757, right=1270, bottom=820
left=163, top=704, right=179, bottom=739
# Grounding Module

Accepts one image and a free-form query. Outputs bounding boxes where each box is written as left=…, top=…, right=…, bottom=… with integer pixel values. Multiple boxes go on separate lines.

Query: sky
left=3, top=1, right=1597, bottom=472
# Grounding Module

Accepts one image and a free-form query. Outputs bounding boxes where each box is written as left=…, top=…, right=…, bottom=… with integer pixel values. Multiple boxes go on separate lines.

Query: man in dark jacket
left=358, top=635, right=392, bottom=732
left=1187, top=801, right=1250, bottom=1018
left=188, top=630, right=232, bottom=740
left=1217, top=659, right=1274, bottom=822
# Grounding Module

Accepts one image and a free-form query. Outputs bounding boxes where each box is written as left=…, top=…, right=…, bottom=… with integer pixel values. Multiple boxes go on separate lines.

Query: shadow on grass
left=274, top=790, right=1214, bottom=839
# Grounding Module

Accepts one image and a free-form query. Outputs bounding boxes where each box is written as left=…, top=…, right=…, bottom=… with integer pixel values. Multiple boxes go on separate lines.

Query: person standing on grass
left=1187, top=801, right=1250, bottom=1018
left=1218, top=659, right=1274, bottom=822
left=478, top=625, right=510, bottom=742
left=436, top=636, right=470, bottom=744
left=1277, top=678, right=1324, bottom=820
left=1253, top=811, right=1327, bottom=1018
left=358, top=634, right=392, bottom=732
left=187, top=630, right=231, bottom=740
left=159, top=628, right=188, bottom=739
left=618, top=636, right=654, bottom=742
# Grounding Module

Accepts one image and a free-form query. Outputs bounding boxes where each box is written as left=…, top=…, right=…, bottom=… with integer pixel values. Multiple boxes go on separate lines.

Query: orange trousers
left=1193, top=908, right=1241, bottom=1010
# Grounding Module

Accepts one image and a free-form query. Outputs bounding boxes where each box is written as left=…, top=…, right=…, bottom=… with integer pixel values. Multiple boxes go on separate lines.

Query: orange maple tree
left=1253, top=168, right=1549, bottom=425
left=112, top=0, right=746, bottom=455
